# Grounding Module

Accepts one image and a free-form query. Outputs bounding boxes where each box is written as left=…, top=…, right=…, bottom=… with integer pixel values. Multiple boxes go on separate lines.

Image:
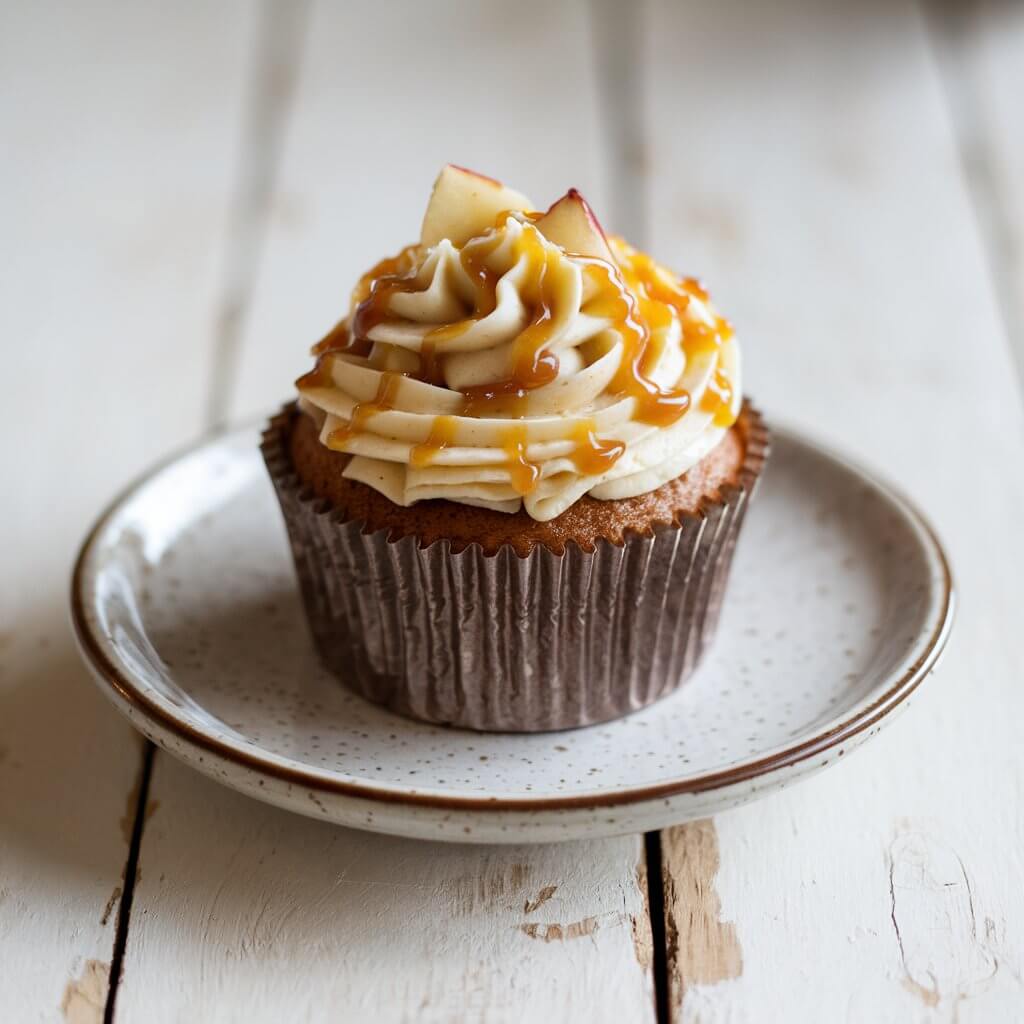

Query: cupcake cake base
left=262, top=403, right=768, bottom=732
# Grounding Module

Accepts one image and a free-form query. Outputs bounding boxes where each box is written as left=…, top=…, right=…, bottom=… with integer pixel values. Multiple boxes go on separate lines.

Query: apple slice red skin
left=420, top=165, right=534, bottom=248
left=533, top=188, right=617, bottom=264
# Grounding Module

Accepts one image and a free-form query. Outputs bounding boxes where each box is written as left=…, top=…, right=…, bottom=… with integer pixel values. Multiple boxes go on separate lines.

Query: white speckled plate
left=72, top=422, right=953, bottom=843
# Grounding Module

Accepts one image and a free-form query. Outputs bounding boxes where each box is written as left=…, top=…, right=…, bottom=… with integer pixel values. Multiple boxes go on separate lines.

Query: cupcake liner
left=261, top=403, right=769, bottom=732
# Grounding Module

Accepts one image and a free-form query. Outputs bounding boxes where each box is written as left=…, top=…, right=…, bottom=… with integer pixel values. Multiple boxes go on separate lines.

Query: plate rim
left=71, top=418, right=956, bottom=813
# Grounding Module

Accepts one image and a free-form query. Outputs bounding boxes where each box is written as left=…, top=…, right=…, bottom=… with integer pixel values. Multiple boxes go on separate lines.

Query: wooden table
left=3, top=2, right=1023, bottom=1020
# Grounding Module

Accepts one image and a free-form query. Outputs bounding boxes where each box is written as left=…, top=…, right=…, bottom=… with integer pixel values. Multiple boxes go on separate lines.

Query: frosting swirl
left=296, top=172, right=741, bottom=522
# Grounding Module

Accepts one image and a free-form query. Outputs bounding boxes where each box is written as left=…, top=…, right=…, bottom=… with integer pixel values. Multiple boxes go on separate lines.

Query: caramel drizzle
left=295, top=351, right=333, bottom=390
left=500, top=424, right=541, bottom=496
left=310, top=319, right=351, bottom=356
left=580, top=256, right=691, bottom=427
left=609, top=241, right=736, bottom=429
left=325, top=371, right=403, bottom=450
left=410, top=414, right=457, bottom=468
left=350, top=244, right=425, bottom=342
left=700, top=366, right=736, bottom=427
left=568, top=420, right=626, bottom=476
left=424, top=231, right=504, bottom=345
left=506, top=228, right=561, bottom=390
left=308, top=244, right=422, bottom=366
left=497, top=417, right=626, bottom=496
left=410, top=413, right=545, bottom=495
left=418, top=336, right=442, bottom=386
left=299, top=219, right=736, bottom=489
left=409, top=222, right=564, bottom=427
left=682, top=276, right=709, bottom=302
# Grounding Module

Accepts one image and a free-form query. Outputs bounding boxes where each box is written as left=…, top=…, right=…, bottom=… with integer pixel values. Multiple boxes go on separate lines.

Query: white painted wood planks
left=645, top=1, right=1024, bottom=1019
left=0, top=1, right=252, bottom=1018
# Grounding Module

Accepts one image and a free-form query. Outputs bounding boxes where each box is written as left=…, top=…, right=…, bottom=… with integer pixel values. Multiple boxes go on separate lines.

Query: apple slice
left=420, top=165, right=534, bottom=248
left=534, top=189, right=616, bottom=264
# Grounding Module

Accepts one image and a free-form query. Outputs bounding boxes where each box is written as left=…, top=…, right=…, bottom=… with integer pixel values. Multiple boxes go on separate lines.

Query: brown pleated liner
left=261, top=403, right=769, bottom=733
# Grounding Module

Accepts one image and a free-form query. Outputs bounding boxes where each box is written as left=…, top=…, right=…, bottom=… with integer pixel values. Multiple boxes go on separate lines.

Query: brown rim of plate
left=70, top=420, right=955, bottom=814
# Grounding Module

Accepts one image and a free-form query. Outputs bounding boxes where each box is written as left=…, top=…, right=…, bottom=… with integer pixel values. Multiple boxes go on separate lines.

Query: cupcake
left=262, top=165, right=768, bottom=731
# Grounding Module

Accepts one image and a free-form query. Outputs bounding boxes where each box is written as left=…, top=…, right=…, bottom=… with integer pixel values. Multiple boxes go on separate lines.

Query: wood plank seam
left=100, top=3, right=310, bottom=1017
left=102, top=744, right=155, bottom=1024
left=206, top=0, right=311, bottom=431
left=644, top=832, right=672, bottom=1024
left=923, top=0, right=1024, bottom=397
left=588, top=0, right=650, bottom=247
left=590, top=7, right=669, bottom=1018
left=660, top=821, right=743, bottom=1021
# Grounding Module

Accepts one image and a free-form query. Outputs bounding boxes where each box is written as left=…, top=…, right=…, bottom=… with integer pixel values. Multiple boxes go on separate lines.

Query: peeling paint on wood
left=100, top=887, right=122, bottom=927
left=451, top=860, right=532, bottom=916
left=60, top=960, right=108, bottom=1024
left=661, top=819, right=742, bottom=1016
left=524, top=885, right=558, bottom=914
left=114, top=775, right=654, bottom=1021
left=631, top=862, right=654, bottom=970
left=889, top=823, right=999, bottom=1012
left=520, top=916, right=600, bottom=942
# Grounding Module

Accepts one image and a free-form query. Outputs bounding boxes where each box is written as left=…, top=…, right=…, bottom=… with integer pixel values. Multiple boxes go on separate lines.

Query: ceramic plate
left=72, top=422, right=953, bottom=843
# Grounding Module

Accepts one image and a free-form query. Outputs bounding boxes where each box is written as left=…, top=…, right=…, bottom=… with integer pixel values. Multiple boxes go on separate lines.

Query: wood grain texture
left=0, top=1, right=251, bottom=1017
left=115, top=758, right=654, bottom=1023
left=10, top=0, right=1021, bottom=1018
left=60, top=961, right=108, bottom=1024
left=660, top=821, right=741, bottom=1016
left=927, top=0, right=1024, bottom=389
left=646, top=1, right=1024, bottom=1020
left=114, top=1, right=655, bottom=1020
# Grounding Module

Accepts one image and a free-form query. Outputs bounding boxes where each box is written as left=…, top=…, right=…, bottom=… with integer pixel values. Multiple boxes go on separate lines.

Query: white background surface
left=2, top=1, right=1023, bottom=1021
